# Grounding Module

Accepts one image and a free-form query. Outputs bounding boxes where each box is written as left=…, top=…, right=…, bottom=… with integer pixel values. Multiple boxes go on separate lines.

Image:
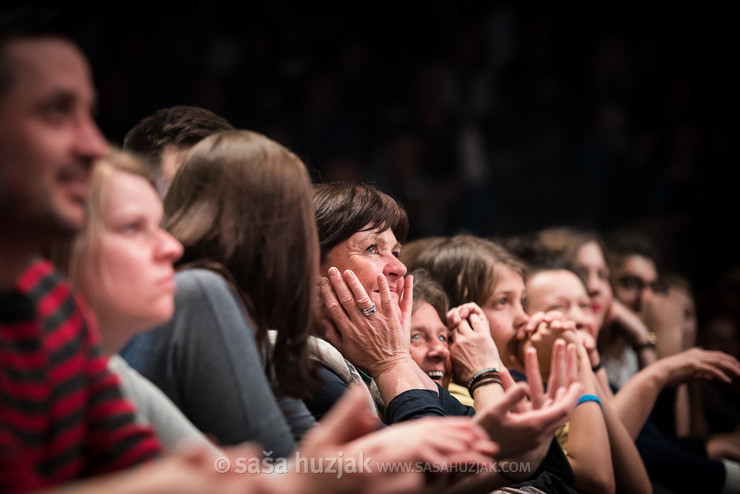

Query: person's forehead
left=3, top=37, right=94, bottom=100
left=576, top=241, right=606, bottom=267
left=621, top=255, right=657, bottom=280
left=530, top=270, right=586, bottom=299
left=349, top=227, right=398, bottom=246
left=411, top=302, right=446, bottom=330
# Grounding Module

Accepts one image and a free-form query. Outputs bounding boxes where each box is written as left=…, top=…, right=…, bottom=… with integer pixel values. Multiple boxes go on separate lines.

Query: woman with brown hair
left=119, top=131, right=502, bottom=492
left=121, top=130, right=318, bottom=458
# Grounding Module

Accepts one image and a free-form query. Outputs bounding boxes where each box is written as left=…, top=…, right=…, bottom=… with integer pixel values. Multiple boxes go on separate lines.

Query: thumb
left=321, top=318, right=342, bottom=350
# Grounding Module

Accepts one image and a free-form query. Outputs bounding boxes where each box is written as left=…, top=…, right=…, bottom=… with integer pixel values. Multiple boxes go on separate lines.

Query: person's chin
left=51, top=194, right=87, bottom=233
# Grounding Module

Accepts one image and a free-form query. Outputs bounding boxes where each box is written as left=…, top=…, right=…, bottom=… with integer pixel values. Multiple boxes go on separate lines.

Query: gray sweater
left=119, top=269, right=315, bottom=458
left=108, top=354, right=221, bottom=456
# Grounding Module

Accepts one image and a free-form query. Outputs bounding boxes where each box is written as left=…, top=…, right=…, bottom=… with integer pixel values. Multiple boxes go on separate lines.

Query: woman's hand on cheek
left=319, top=267, right=410, bottom=374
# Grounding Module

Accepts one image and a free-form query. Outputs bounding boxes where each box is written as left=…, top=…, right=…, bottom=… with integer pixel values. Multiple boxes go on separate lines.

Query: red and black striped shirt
left=1, top=259, right=161, bottom=493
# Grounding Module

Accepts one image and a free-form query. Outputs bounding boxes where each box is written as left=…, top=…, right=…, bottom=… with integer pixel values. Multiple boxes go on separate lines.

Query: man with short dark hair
left=123, top=105, right=233, bottom=196
left=0, top=8, right=162, bottom=491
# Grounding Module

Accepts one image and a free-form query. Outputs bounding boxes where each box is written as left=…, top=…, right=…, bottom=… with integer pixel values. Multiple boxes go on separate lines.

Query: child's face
left=526, top=269, right=599, bottom=339
left=480, top=266, right=528, bottom=367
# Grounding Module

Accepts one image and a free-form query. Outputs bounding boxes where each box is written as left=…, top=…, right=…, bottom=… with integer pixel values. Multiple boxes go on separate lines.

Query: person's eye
left=495, top=297, right=508, bottom=307
left=392, top=250, right=401, bottom=258
left=547, top=304, right=564, bottom=312
left=438, top=334, right=448, bottom=343
left=598, top=270, right=609, bottom=281
left=365, top=244, right=378, bottom=254
left=122, top=221, right=145, bottom=235
left=41, top=98, right=74, bottom=123
left=410, top=333, right=421, bottom=341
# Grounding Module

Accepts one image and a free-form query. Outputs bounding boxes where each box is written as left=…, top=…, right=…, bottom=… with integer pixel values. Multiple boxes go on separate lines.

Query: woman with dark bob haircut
left=308, top=182, right=585, bottom=493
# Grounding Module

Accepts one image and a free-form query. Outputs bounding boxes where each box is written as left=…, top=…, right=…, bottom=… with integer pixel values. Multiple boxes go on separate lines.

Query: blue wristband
left=577, top=394, right=602, bottom=409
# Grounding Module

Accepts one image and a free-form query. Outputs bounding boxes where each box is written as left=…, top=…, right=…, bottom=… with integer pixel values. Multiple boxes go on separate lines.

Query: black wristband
left=467, top=368, right=500, bottom=394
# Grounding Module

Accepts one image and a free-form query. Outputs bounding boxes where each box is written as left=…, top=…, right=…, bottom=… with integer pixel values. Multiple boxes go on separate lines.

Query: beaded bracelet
left=577, top=393, right=602, bottom=409
left=469, top=375, right=503, bottom=395
left=467, top=367, right=500, bottom=394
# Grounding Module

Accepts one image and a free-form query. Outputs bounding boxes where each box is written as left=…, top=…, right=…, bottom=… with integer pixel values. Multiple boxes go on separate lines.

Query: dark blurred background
left=72, top=2, right=738, bottom=310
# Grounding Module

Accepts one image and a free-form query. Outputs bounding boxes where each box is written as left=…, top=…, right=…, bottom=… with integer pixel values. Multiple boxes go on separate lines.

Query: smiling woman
left=407, top=269, right=452, bottom=388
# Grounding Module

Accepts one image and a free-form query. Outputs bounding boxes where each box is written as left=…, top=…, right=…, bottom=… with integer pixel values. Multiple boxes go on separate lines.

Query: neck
left=0, top=243, right=35, bottom=292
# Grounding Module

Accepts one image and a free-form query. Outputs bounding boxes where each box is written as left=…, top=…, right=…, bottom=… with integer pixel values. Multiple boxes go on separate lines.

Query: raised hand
left=474, top=341, right=582, bottom=460
left=447, top=303, right=504, bottom=385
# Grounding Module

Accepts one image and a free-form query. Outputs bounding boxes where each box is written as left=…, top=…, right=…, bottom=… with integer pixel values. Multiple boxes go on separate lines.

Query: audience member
left=0, top=9, right=164, bottom=491
left=121, top=130, right=318, bottom=457
left=48, top=148, right=223, bottom=456
left=122, top=105, right=233, bottom=196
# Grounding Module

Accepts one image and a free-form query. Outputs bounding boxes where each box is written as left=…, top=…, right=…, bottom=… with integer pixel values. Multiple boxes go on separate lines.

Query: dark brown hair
left=313, top=181, right=409, bottom=263
left=123, top=105, right=234, bottom=175
left=163, top=130, right=318, bottom=398
left=410, top=268, right=449, bottom=324
left=1, top=7, right=75, bottom=94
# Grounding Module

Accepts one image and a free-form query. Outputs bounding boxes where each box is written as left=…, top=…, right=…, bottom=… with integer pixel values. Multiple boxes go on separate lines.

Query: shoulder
left=173, top=269, right=243, bottom=312
left=175, top=268, right=234, bottom=293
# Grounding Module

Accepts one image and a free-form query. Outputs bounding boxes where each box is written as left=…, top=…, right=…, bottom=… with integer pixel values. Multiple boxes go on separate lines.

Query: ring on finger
left=360, top=302, right=377, bottom=317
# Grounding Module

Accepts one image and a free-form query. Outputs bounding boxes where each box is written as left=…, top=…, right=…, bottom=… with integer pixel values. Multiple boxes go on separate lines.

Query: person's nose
left=384, top=254, right=408, bottom=281
left=73, top=112, right=108, bottom=162
left=512, top=300, right=529, bottom=331
left=586, top=272, right=601, bottom=296
left=427, top=338, right=450, bottom=360
left=156, top=228, right=184, bottom=263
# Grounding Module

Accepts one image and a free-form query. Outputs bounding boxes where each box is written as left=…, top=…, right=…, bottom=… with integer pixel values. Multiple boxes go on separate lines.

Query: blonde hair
left=51, top=148, right=154, bottom=289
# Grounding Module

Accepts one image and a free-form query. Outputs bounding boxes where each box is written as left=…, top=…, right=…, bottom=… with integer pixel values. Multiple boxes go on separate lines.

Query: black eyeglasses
left=617, top=274, right=667, bottom=294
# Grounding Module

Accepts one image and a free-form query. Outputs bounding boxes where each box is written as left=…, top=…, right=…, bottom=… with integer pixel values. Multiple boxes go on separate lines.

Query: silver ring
left=360, top=302, right=377, bottom=317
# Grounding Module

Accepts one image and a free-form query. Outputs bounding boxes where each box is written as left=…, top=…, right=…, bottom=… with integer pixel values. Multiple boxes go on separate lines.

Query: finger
left=456, top=318, right=474, bottom=336
left=696, top=363, right=731, bottom=383
left=545, top=310, right=565, bottom=322
left=524, top=347, right=545, bottom=409
left=399, top=274, right=414, bottom=329
left=327, top=267, right=363, bottom=317
left=494, top=382, right=529, bottom=414
left=447, top=307, right=462, bottom=328
left=320, top=276, right=352, bottom=324
left=499, top=368, right=516, bottom=391
left=468, top=312, right=487, bottom=332
left=344, top=269, right=375, bottom=310
left=377, top=274, right=394, bottom=310
left=525, top=312, right=546, bottom=332
left=322, top=318, right=342, bottom=348
left=547, top=339, right=566, bottom=395
left=459, top=305, right=471, bottom=320
left=566, top=343, right=577, bottom=384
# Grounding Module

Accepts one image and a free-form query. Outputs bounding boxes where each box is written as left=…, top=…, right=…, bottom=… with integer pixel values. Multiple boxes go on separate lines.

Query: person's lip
left=425, top=369, right=445, bottom=385
left=592, top=303, right=601, bottom=313
left=157, top=273, right=176, bottom=292
left=58, top=164, right=91, bottom=201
